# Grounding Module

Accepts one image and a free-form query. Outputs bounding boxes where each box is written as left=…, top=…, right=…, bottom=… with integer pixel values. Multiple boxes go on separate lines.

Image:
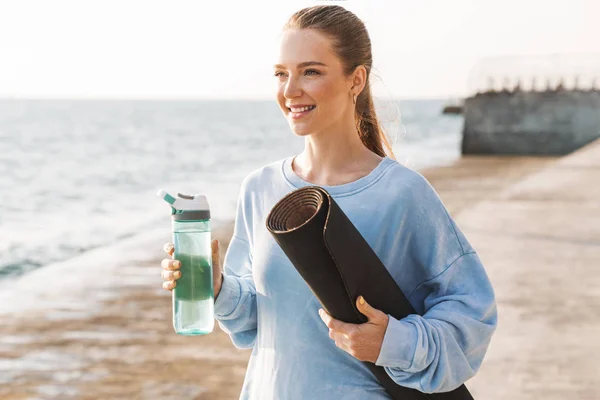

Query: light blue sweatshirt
left=214, top=155, right=497, bottom=399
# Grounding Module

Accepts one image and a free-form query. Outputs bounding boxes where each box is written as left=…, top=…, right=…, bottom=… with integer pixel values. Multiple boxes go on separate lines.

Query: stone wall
left=461, top=90, right=600, bottom=155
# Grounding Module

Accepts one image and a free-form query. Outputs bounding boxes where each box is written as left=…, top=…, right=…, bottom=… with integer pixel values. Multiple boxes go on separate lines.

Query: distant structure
left=461, top=54, right=600, bottom=155
left=442, top=99, right=464, bottom=114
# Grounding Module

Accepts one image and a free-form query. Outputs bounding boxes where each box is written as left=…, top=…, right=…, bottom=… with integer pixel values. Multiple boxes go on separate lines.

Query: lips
left=286, top=104, right=315, bottom=108
left=288, top=105, right=316, bottom=113
left=288, top=105, right=316, bottom=120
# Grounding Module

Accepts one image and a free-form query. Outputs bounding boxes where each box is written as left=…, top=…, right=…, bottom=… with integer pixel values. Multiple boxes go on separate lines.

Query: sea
left=0, top=98, right=463, bottom=288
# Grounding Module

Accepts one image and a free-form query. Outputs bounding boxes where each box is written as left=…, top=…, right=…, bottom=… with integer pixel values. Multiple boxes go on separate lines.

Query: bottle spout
left=156, top=189, right=210, bottom=213
left=157, top=189, right=178, bottom=214
left=157, top=189, right=176, bottom=205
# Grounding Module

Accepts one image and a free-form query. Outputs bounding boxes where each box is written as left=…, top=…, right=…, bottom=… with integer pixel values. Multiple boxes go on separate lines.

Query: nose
left=283, top=75, right=302, bottom=99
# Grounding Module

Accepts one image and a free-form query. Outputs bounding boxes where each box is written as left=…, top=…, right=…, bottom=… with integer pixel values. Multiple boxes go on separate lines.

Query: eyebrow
left=273, top=61, right=328, bottom=69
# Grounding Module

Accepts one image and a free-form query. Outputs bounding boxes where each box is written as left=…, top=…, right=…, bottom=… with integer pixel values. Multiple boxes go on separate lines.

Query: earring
left=353, top=94, right=357, bottom=105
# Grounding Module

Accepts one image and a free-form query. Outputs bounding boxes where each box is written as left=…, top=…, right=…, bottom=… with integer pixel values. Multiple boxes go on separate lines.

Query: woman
left=161, top=5, right=497, bottom=399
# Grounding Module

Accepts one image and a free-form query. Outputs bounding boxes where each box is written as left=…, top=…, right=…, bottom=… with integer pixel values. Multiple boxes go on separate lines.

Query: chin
left=288, top=125, right=315, bottom=137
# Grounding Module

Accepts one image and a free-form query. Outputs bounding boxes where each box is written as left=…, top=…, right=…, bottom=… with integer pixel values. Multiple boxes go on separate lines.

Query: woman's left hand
left=318, top=296, right=389, bottom=363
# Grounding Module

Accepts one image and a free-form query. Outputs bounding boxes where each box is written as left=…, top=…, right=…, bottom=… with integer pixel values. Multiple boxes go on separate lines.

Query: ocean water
left=0, top=99, right=463, bottom=284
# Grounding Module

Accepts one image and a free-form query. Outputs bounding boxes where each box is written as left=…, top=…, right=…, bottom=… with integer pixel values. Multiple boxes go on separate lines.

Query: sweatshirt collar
left=281, top=155, right=394, bottom=197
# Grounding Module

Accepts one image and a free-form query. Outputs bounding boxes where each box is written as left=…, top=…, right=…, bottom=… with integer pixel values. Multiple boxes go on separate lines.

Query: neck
left=293, top=115, right=383, bottom=186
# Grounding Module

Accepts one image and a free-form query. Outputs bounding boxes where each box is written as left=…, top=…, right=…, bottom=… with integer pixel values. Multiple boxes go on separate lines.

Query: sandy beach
left=2, top=142, right=598, bottom=399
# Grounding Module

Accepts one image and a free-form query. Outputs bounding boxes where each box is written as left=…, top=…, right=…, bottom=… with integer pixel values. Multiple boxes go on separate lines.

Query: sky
left=0, top=0, right=598, bottom=99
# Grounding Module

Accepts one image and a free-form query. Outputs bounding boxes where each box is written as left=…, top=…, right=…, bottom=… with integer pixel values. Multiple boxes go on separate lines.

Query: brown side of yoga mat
left=266, top=186, right=473, bottom=400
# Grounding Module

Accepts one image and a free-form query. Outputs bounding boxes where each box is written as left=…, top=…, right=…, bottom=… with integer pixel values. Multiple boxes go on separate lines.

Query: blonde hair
left=284, top=5, right=396, bottom=160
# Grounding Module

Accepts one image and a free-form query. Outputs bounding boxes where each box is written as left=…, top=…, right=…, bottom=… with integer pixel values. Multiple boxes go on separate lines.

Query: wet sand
left=2, top=147, right=597, bottom=399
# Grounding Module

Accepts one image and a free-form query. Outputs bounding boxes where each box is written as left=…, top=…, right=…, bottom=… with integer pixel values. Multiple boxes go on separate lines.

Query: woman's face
left=274, top=28, right=353, bottom=136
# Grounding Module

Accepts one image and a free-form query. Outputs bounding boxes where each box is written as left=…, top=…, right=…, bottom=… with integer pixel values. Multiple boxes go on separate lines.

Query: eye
left=273, top=70, right=320, bottom=78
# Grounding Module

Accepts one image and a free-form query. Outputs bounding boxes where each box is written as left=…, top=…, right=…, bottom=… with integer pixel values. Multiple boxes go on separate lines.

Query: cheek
left=309, top=78, right=337, bottom=104
left=276, top=85, right=286, bottom=107
left=311, top=79, right=348, bottom=123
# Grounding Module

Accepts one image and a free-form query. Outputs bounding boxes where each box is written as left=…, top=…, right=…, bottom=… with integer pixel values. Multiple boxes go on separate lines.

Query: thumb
left=356, top=296, right=385, bottom=324
left=211, top=239, right=221, bottom=272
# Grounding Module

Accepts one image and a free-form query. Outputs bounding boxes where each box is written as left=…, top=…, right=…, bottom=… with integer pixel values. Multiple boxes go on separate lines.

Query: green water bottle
left=157, top=189, right=214, bottom=335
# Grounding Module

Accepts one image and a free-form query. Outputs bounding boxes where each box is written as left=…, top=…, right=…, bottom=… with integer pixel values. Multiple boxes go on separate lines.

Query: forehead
left=276, top=28, right=336, bottom=67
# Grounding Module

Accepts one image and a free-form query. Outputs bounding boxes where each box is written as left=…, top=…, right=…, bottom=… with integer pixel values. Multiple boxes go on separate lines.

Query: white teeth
left=290, top=105, right=315, bottom=113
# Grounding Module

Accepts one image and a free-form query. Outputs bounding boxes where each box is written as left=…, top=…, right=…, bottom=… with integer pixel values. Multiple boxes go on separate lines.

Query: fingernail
left=359, top=296, right=365, bottom=305
left=173, top=260, right=180, bottom=268
left=174, top=271, right=181, bottom=278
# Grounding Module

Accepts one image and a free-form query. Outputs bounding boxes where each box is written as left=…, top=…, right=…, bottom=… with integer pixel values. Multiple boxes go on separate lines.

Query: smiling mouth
left=288, top=105, right=316, bottom=117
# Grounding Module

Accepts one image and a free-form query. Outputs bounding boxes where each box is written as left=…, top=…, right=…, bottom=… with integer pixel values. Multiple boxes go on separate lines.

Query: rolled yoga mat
left=266, top=186, right=473, bottom=400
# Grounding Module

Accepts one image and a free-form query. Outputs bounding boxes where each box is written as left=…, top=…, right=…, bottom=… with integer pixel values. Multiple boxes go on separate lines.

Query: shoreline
left=2, top=153, right=584, bottom=399
left=0, top=222, right=245, bottom=400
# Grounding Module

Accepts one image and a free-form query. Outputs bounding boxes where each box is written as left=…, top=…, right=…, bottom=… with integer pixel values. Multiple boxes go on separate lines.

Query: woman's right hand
left=161, top=239, right=224, bottom=299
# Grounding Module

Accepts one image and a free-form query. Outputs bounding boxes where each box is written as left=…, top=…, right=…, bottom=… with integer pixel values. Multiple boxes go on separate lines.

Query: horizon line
left=0, top=94, right=464, bottom=102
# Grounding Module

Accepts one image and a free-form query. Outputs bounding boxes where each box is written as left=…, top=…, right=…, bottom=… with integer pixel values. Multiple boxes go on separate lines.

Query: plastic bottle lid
left=157, top=189, right=210, bottom=221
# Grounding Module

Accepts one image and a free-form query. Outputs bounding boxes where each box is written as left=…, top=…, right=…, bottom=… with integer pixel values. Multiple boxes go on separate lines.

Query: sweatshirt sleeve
left=374, top=173, right=497, bottom=393
left=375, top=252, right=497, bottom=393
left=213, top=177, right=258, bottom=349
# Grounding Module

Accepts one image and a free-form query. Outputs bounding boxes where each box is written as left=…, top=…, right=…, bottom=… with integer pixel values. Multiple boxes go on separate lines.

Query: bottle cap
left=157, top=189, right=210, bottom=221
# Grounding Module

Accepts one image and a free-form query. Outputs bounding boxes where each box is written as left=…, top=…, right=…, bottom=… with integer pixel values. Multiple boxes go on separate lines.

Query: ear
left=349, top=65, right=367, bottom=96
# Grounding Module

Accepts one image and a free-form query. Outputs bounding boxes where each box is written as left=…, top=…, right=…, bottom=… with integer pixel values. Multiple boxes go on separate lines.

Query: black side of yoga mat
left=266, top=186, right=473, bottom=400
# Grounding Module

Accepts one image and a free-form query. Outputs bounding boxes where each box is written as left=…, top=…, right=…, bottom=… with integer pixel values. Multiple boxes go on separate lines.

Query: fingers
left=319, top=309, right=353, bottom=333
left=162, top=280, right=177, bottom=290
left=161, top=258, right=181, bottom=271
left=162, top=243, right=178, bottom=291
left=161, top=269, right=181, bottom=280
left=163, top=242, right=174, bottom=257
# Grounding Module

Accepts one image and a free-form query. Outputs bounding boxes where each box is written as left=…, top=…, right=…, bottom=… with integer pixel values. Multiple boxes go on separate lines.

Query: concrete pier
left=446, top=139, right=600, bottom=399
left=461, top=90, right=600, bottom=155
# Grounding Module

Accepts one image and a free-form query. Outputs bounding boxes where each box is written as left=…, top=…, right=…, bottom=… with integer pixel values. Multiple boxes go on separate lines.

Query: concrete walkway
left=450, top=140, right=600, bottom=399
left=422, top=155, right=557, bottom=216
